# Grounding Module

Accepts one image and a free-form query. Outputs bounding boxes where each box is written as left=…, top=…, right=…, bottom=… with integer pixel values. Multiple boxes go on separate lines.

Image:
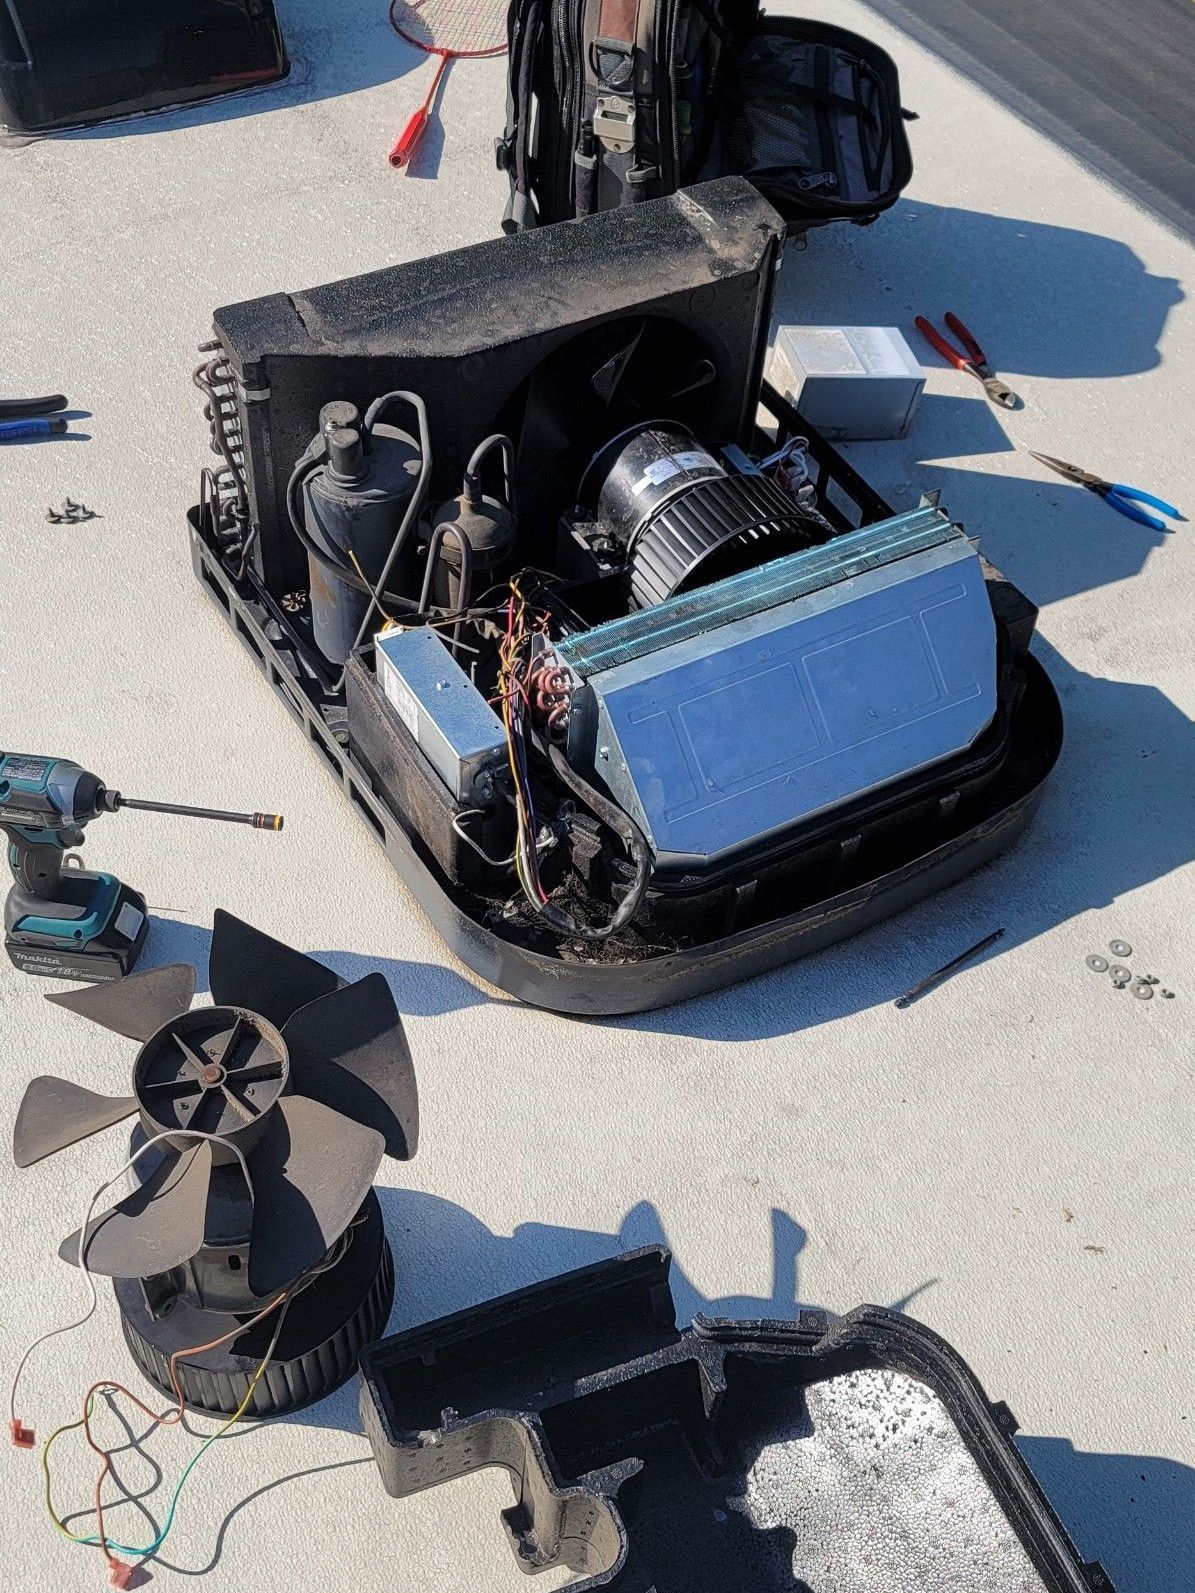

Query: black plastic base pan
left=187, top=502, right=1062, bottom=1015
left=359, top=1248, right=1112, bottom=1592
left=116, top=1192, right=394, bottom=1417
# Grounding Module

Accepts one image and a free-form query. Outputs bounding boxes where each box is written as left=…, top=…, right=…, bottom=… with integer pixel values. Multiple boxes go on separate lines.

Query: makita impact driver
left=0, top=753, right=283, bottom=982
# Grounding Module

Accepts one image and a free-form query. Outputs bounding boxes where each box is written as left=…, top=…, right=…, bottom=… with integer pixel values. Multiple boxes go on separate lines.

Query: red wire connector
left=107, top=1559, right=137, bottom=1589
left=9, top=1417, right=35, bottom=1448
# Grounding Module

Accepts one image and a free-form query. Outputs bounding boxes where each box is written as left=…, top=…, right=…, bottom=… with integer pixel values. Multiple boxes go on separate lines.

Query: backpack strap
left=583, top=0, right=662, bottom=208
left=499, top=0, right=543, bottom=232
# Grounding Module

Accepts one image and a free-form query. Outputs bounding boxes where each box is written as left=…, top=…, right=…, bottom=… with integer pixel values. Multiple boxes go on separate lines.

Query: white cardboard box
left=769, top=325, right=925, bottom=440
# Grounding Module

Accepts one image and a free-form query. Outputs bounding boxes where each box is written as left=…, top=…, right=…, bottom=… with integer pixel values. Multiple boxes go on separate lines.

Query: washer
left=1109, top=965, right=1133, bottom=988
left=1086, top=954, right=1109, bottom=973
left=1132, top=980, right=1154, bottom=1001
left=1109, top=939, right=1132, bottom=958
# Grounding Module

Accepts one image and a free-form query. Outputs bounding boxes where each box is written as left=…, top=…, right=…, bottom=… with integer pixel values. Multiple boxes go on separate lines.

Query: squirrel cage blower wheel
left=12, top=911, right=418, bottom=1417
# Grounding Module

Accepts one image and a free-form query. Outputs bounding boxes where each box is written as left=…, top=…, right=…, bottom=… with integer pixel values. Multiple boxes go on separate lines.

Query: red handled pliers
left=914, top=313, right=1019, bottom=409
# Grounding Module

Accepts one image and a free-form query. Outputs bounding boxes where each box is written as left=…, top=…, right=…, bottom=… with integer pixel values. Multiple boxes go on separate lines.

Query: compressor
left=287, top=393, right=430, bottom=666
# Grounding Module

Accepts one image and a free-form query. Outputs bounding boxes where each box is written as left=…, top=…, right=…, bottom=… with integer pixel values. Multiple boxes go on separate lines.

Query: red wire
left=77, top=1291, right=288, bottom=1577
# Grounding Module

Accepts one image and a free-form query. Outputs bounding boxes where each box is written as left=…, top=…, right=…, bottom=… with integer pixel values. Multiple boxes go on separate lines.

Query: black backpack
left=498, top=1, right=913, bottom=234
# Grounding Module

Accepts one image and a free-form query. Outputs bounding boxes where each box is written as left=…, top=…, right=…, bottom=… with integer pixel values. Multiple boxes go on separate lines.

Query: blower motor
left=14, top=912, right=418, bottom=1417
left=580, top=420, right=829, bottom=609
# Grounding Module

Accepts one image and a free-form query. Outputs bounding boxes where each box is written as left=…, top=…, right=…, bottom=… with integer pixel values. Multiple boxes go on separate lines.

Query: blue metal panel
left=569, top=517, right=997, bottom=870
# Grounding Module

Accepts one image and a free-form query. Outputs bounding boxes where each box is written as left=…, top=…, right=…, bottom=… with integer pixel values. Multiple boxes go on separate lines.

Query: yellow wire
left=42, top=1331, right=279, bottom=1549
left=349, top=548, right=395, bottom=629
left=499, top=581, right=545, bottom=909
left=42, top=1394, right=97, bottom=1541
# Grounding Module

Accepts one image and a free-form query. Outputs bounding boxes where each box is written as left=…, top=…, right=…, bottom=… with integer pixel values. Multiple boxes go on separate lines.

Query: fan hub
left=134, top=1005, right=289, bottom=1157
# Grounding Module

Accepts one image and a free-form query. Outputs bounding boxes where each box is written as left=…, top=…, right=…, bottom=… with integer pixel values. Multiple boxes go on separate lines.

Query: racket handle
left=390, top=106, right=430, bottom=168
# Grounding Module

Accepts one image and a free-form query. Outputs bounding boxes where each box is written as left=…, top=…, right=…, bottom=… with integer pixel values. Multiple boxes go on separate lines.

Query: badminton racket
left=388, top=0, right=508, bottom=169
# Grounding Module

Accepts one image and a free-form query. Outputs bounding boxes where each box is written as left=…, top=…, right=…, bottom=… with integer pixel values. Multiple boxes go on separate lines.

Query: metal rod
left=893, top=928, right=1005, bottom=1010
left=115, top=796, right=284, bottom=831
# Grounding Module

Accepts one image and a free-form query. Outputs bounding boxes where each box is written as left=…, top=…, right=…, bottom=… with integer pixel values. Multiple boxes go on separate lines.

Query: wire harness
left=7, top=1128, right=352, bottom=1585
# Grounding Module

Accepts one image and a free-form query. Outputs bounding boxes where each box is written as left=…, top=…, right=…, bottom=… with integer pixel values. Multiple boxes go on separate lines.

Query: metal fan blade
left=14, top=1076, right=138, bottom=1168
left=45, top=963, right=195, bottom=1042
left=247, top=1096, right=383, bottom=1298
left=281, top=973, right=418, bottom=1160
left=58, top=1141, right=213, bottom=1278
left=209, top=909, right=341, bottom=1028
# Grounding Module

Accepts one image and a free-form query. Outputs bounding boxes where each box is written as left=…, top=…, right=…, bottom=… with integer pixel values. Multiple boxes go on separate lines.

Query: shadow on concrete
left=822, top=391, right=1183, bottom=613
left=774, top=200, right=1183, bottom=381
left=890, top=448, right=1178, bottom=612
left=616, top=634, right=1194, bottom=1042
left=50, top=0, right=425, bottom=141
left=402, top=58, right=453, bottom=183
left=141, top=623, right=1195, bottom=1044
left=139, top=914, right=496, bottom=1018
left=87, top=1194, right=1181, bottom=1591
left=1018, top=1437, right=1195, bottom=1593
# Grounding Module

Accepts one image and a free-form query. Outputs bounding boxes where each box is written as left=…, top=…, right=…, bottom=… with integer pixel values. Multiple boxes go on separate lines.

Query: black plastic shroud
left=360, top=1247, right=1112, bottom=1593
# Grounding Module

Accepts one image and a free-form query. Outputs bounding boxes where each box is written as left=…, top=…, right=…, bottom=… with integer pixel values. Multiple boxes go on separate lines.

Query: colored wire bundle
left=42, top=1295, right=289, bottom=1581
left=10, top=1131, right=357, bottom=1584
left=496, top=578, right=550, bottom=911
left=491, top=577, right=652, bottom=940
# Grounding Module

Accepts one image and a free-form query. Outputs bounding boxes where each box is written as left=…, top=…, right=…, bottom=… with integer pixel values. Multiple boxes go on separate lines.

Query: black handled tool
left=894, top=928, right=1005, bottom=1009
left=0, top=753, right=283, bottom=982
left=0, top=394, right=68, bottom=418
left=0, top=394, right=71, bottom=442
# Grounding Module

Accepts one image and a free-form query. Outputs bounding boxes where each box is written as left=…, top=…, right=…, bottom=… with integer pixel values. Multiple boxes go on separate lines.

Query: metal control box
left=560, top=509, right=997, bottom=874
left=769, top=325, right=925, bottom=439
left=374, top=628, right=505, bottom=804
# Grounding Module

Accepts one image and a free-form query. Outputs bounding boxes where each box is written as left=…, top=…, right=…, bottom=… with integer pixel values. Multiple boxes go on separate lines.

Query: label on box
left=796, top=328, right=868, bottom=375
left=384, top=671, right=420, bottom=741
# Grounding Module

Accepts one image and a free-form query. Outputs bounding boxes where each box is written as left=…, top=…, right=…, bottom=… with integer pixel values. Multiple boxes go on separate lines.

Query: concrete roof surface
left=0, top=1, right=1191, bottom=1590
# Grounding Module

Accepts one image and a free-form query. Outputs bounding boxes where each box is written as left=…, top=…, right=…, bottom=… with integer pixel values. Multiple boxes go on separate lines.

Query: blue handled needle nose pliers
left=1030, top=451, right=1183, bottom=533
left=0, top=392, right=69, bottom=443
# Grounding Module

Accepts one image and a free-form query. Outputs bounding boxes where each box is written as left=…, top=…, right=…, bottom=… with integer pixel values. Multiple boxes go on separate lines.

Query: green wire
left=44, top=1310, right=283, bottom=1563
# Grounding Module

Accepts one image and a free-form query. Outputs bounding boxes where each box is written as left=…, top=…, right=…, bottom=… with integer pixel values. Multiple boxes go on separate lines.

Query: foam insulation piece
left=740, top=1368, right=1048, bottom=1591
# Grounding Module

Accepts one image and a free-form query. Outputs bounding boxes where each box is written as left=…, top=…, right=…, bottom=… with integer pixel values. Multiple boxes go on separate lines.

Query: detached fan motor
left=13, top=912, right=419, bottom=1417
left=581, top=421, right=826, bottom=609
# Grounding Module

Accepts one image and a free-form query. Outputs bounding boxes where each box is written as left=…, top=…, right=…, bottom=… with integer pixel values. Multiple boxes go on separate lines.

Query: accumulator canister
left=295, top=394, right=428, bottom=665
